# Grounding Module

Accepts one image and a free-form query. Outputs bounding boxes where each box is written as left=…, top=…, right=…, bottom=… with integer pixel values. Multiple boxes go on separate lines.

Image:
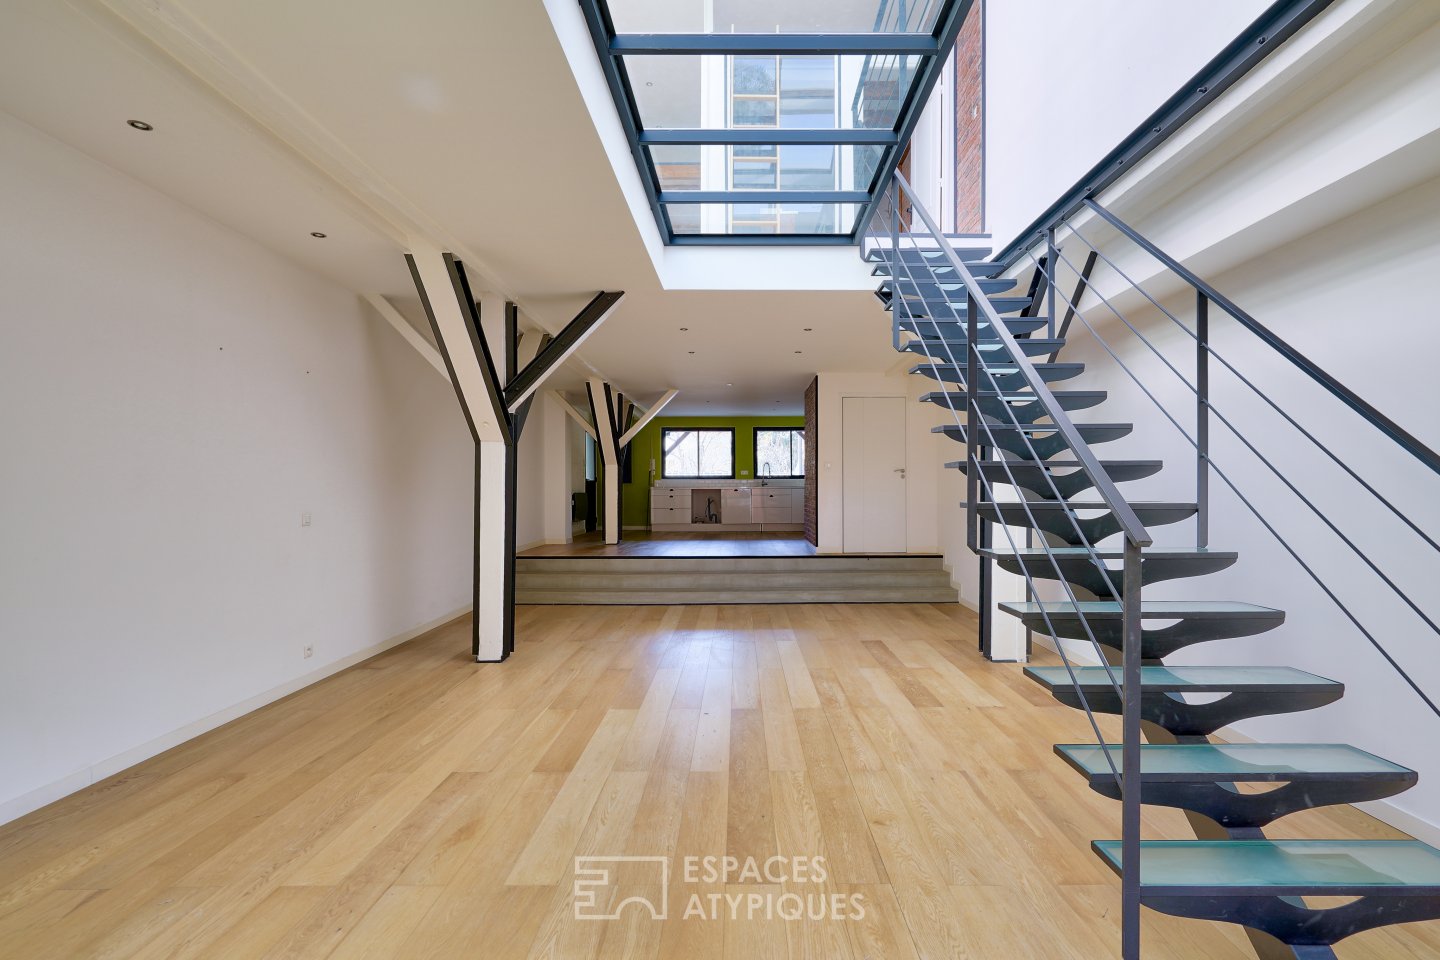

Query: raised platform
left=515, top=553, right=959, bottom=605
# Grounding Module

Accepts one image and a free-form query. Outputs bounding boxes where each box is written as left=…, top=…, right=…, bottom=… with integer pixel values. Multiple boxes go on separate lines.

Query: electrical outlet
left=300, top=511, right=312, bottom=527
left=303, top=645, right=314, bottom=659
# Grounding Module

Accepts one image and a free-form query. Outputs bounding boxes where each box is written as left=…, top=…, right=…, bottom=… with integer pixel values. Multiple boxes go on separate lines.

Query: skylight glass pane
left=665, top=203, right=859, bottom=235
left=624, top=55, right=923, bottom=131
left=647, top=144, right=883, bottom=194
left=651, top=145, right=701, bottom=190
left=607, top=0, right=946, bottom=34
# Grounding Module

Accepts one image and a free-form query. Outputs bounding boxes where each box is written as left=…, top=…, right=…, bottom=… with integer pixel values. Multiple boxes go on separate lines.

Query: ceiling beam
left=361, top=292, right=446, bottom=378
left=619, top=389, right=678, bottom=447
left=551, top=391, right=598, bottom=440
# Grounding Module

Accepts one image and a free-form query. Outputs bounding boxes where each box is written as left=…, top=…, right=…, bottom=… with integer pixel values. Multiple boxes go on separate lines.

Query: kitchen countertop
left=652, top=479, right=803, bottom=489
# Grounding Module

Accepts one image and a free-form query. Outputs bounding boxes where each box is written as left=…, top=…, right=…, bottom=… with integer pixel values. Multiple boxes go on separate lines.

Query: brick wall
left=803, top=376, right=818, bottom=546
left=954, top=0, right=984, bottom=231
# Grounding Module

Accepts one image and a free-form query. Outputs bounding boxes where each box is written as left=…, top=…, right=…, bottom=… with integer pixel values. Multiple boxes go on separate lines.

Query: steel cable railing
left=878, top=199, right=1126, bottom=784
left=1013, top=213, right=1440, bottom=723
left=870, top=174, right=1152, bottom=959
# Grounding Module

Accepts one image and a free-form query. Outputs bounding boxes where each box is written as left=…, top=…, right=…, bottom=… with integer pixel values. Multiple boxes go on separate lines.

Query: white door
left=842, top=397, right=908, bottom=553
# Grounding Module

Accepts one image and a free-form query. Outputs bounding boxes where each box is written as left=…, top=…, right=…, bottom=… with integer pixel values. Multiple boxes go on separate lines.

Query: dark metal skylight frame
left=577, top=0, right=974, bottom=245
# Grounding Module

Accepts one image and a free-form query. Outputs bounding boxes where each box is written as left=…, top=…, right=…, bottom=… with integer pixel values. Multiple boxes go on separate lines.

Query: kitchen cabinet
left=721, top=487, right=752, bottom=524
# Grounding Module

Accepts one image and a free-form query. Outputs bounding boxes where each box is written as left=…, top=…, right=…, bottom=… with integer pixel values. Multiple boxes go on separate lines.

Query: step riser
left=517, top=572, right=954, bottom=590
left=516, top=557, right=947, bottom=574
left=518, top=589, right=959, bottom=605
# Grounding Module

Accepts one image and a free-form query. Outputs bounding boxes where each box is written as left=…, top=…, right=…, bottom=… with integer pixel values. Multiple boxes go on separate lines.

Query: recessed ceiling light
left=794, top=350, right=802, bottom=354
left=803, top=327, right=813, bottom=331
left=310, top=232, right=327, bottom=238
left=726, top=383, right=732, bottom=387
left=688, top=350, right=696, bottom=355
left=127, top=120, right=153, bottom=131
left=679, top=327, right=688, bottom=331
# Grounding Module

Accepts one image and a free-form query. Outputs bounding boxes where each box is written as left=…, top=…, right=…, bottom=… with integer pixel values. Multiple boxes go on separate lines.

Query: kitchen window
left=754, top=428, right=805, bottom=479
left=662, top=428, right=735, bottom=479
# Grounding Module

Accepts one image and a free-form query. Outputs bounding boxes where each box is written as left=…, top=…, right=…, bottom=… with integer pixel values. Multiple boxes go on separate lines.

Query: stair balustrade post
left=1046, top=228, right=1058, bottom=339
left=1197, top=292, right=1210, bottom=549
left=965, top=290, right=979, bottom=553
left=1121, top=537, right=1144, bottom=960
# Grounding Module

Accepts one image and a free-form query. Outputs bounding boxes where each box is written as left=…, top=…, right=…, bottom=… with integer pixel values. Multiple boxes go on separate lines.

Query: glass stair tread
left=1091, top=840, right=1440, bottom=898
left=866, top=247, right=992, bottom=263
left=980, top=548, right=1238, bottom=559
left=1056, top=743, right=1416, bottom=782
left=902, top=319, right=1049, bottom=337
left=922, top=392, right=1107, bottom=401
left=972, top=501, right=1197, bottom=510
left=945, top=458, right=1165, bottom=472
left=932, top=423, right=1133, bottom=433
left=1024, top=665, right=1340, bottom=693
left=1003, top=600, right=1283, bottom=618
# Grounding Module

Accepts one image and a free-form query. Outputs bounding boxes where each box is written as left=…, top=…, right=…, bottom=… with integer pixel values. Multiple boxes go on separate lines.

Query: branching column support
left=586, top=382, right=678, bottom=544
left=408, top=244, right=623, bottom=661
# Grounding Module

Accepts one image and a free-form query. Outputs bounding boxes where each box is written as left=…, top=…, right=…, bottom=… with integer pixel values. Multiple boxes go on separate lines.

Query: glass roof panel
left=648, top=144, right=885, bottom=195
left=607, top=0, right=947, bottom=35
left=579, top=0, right=967, bottom=241
left=666, top=202, right=860, bottom=236
left=624, top=54, right=925, bottom=132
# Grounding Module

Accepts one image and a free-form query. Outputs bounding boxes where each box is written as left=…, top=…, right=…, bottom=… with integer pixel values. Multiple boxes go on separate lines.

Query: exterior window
left=754, top=428, right=805, bottom=479
left=662, top=428, right=735, bottom=479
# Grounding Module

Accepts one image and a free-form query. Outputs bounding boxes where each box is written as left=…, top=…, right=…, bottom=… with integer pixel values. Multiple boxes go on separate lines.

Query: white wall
left=1003, top=0, right=1440, bottom=839
left=0, top=112, right=474, bottom=824
left=815, top=370, right=944, bottom=554
left=984, top=0, right=1269, bottom=247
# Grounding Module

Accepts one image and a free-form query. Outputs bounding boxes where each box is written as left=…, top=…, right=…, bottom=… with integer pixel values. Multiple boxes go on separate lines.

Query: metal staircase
left=863, top=173, right=1440, bottom=958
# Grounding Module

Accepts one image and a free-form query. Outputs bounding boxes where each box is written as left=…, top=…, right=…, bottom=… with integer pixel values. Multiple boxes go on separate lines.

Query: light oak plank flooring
left=0, top=604, right=1436, bottom=959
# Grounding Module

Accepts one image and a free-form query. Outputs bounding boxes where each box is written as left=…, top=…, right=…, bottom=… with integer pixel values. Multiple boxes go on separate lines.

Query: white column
left=475, top=440, right=511, bottom=662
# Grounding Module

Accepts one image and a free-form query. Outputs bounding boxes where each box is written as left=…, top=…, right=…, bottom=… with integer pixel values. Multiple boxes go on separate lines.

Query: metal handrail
left=895, top=174, right=1154, bottom=548
left=1084, top=199, right=1440, bottom=477
left=876, top=175, right=1148, bottom=960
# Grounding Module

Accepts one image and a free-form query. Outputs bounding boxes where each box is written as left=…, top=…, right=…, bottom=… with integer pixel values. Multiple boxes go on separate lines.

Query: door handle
left=894, top=468, right=906, bottom=478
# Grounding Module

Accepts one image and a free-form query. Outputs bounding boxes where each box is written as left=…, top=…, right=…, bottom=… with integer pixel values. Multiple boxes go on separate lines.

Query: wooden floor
left=520, top=532, right=819, bottom=558
left=1, top=604, right=1436, bottom=959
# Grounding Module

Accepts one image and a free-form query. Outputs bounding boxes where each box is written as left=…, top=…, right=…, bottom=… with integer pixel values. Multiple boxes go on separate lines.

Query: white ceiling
left=0, top=0, right=906, bottom=416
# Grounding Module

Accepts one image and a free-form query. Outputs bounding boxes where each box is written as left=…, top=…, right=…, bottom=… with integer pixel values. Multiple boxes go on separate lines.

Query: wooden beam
left=618, top=389, right=678, bottom=447
left=551, top=391, right=597, bottom=440
left=361, top=292, right=446, bottom=378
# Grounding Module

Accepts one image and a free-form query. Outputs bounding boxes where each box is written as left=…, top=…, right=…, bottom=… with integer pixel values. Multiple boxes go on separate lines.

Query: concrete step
left=517, top=571, right=956, bottom=591
left=516, top=586, right=961, bottom=605
left=514, top=554, right=959, bottom=605
left=515, top=555, right=946, bottom=574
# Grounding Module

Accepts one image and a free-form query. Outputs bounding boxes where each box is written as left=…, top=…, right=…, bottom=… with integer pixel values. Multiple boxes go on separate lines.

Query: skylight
left=578, top=0, right=973, bottom=244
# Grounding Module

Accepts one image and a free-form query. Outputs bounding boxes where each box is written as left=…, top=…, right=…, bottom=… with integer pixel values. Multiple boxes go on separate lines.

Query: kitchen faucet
left=760, top=463, right=771, bottom=486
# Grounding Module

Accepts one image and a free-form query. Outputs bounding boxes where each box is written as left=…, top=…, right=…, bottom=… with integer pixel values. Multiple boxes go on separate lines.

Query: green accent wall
left=622, top=416, right=804, bottom=527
